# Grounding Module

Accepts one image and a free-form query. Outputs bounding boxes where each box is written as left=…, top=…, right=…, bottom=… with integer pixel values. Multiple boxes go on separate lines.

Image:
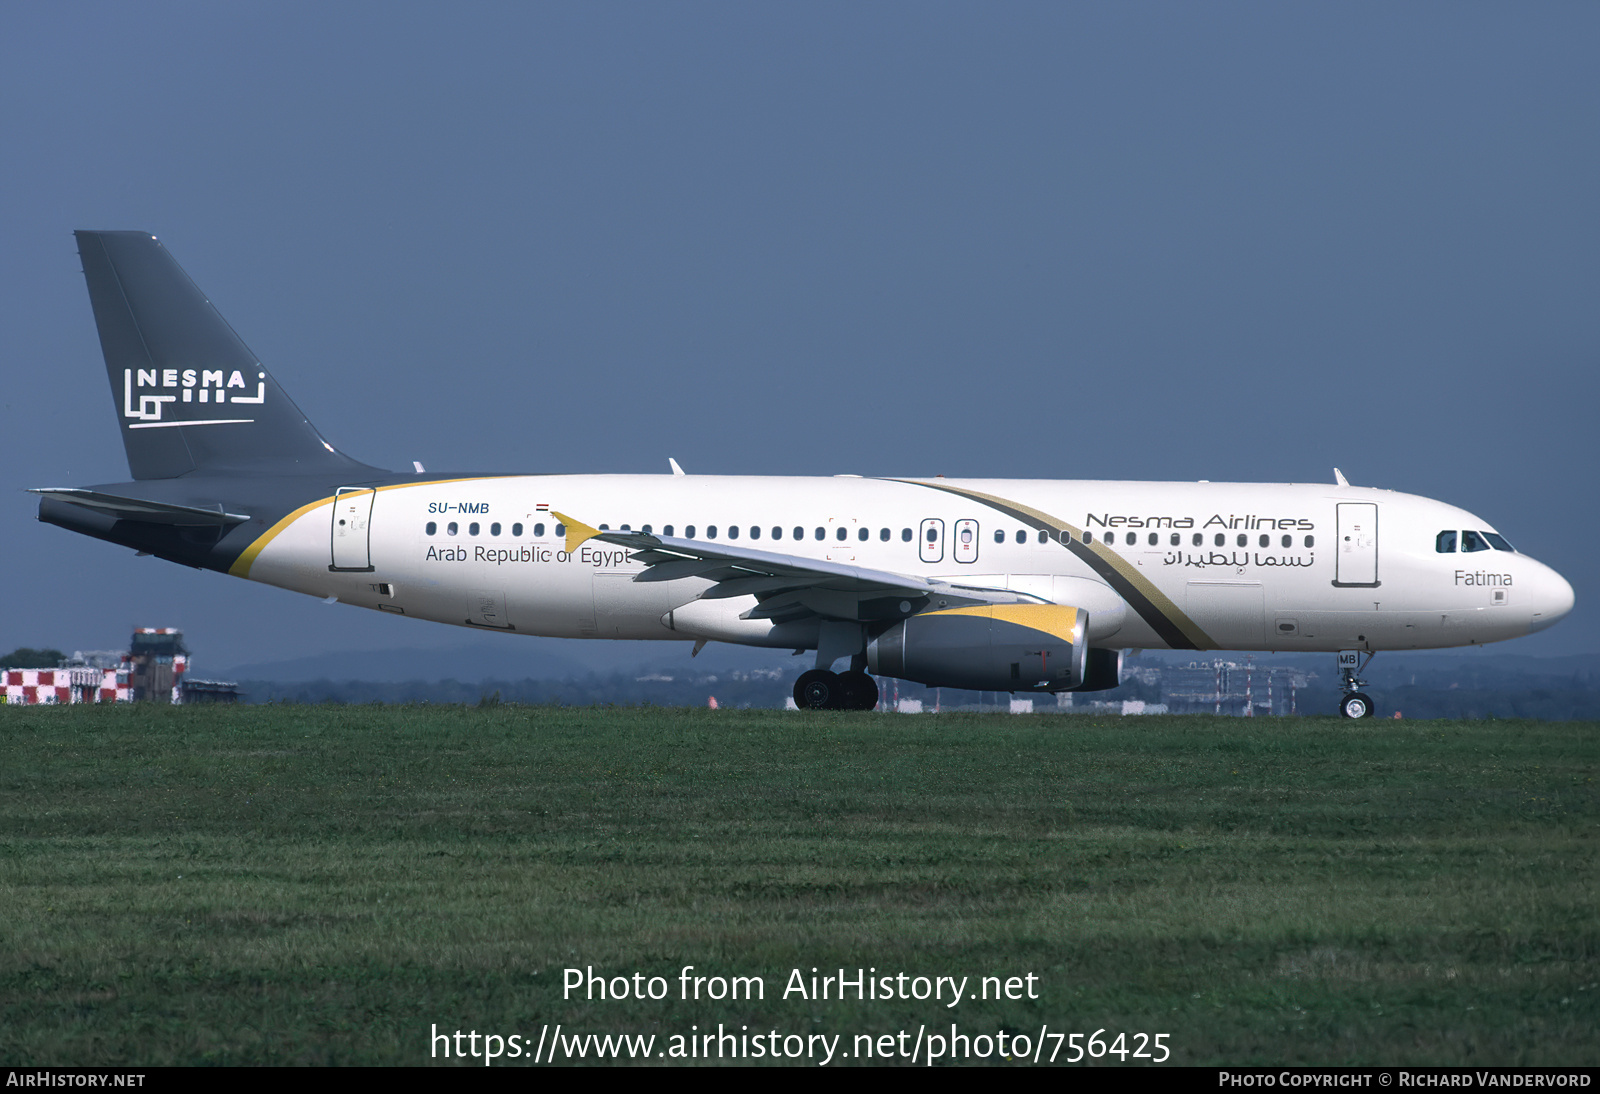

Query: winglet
left=551, top=511, right=602, bottom=554
left=1333, top=468, right=1350, bottom=487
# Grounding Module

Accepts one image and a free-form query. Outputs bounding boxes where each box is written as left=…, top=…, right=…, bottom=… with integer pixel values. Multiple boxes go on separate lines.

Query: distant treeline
left=238, top=672, right=795, bottom=710
left=236, top=659, right=1600, bottom=719
left=1, top=648, right=67, bottom=669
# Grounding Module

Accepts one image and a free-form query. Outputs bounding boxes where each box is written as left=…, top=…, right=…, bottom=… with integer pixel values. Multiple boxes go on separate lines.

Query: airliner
left=32, top=232, right=1575, bottom=716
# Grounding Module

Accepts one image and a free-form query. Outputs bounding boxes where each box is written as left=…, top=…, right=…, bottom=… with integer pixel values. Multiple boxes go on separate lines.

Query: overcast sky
left=3, top=2, right=1595, bottom=670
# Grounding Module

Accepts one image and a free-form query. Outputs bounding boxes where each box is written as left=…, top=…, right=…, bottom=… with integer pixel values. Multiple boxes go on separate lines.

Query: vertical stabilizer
left=75, top=230, right=372, bottom=479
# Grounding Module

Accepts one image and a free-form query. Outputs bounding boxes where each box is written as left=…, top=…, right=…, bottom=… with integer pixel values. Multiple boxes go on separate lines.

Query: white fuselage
left=237, top=475, right=1573, bottom=655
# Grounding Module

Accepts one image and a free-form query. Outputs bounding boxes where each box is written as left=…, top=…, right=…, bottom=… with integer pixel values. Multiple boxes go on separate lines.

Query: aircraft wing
left=554, top=512, right=1037, bottom=625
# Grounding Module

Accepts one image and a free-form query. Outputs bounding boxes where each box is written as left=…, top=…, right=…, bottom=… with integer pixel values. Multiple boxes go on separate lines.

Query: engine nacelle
left=867, top=604, right=1087, bottom=692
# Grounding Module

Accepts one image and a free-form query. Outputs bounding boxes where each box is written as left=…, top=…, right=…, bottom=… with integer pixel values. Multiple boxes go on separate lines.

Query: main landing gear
left=793, top=669, right=880, bottom=711
left=1337, top=649, right=1376, bottom=719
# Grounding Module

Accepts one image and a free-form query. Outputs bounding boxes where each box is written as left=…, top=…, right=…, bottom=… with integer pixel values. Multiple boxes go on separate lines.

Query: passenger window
left=1281, top=534, right=1291, bottom=548
left=1149, top=532, right=1159, bottom=546
left=1105, top=532, right=1117, bottom=545
left=620, top=524, right=630, bottom=532
left=555, top=523, right=565, bottom=537
left=1171, top=533, right=1180, bottom=546
left=1082, top=531, right=1092, bottom=544
left=727, top=526, right=738, bottom=539
left=1484, top=532, right=1515, bottom=552
left=772, top=526, right=782, bottom=540
left=879, top=528, right=890, bottom=541
left=901, top=528, right=912, bottom=542
left=1123, top=532, right=1135, bottom=546
left=1017, top=530, right=1028, bottom=545
left=858, top=527, right=868, bottom=541
left=1236, top=534, right=1247, bottom=547
left=927, top=527, right=938, bottom=543
left=836, top=527, right=847, bottom=541
left=662, top=525, right=673, bottom=537
left=1436, top=530, right=1457, bottom=553
left=1193, top=533, right=1203, bottom=546
left=815, top=528, right=825, bottom=541
left=1258, top=534, right=1268, bottom=548
left=794, top=527, right=804, bottom=540
left=642, top=524, right=652, bottom=534
left=994, top=529, right=1005, bottom=544
left=685, top=525, right=695, bottom=538
left=514, top=523, right=524, bottom=537
left=1038, top=530, right=1049, bottom=544
left=707, top=525, right=718, bottom=539
left=491, top=522, right=502, bottom=536
left=1304, top=535, right=1314, bottom=548
left=469, top=522, right=480, bottom=536
left=749, top=526, right=759, bottom=539
left=425, top=521, right=437, bottom=535
left=598, top=524, right=609, bottom=530
left=1214, top=533, right=1225, bottom=547
left=448, top=522, right=459, bottom=536
left=1462, top=530, right=1491, bottom=553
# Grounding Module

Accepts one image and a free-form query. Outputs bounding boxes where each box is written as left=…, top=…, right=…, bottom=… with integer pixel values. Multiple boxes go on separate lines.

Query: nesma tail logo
left=123, top=367, right=266, bottom=428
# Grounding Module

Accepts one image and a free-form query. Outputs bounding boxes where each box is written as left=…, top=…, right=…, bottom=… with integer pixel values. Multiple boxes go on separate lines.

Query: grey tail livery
left=76, top=230, right=368, bottom=480
left=34, top=232, right=417, bottom=574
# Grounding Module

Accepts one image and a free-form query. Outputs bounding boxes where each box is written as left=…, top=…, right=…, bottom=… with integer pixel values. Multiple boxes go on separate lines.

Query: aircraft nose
left=1527, top=563, right=1575, bottom=634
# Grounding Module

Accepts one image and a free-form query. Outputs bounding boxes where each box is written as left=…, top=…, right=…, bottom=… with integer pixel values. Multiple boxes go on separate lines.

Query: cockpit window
left=1462, top=530, right=1492, bottom=553
left=1435, top=530, right=1457, bottom=553
left=1483, top=531, right=1516, bottom=552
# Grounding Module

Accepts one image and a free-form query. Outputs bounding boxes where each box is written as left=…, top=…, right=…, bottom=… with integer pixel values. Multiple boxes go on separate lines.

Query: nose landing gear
left=1339, top=691, right=1374, bottom=719
left=1337, top=650, right=1376, bottom=718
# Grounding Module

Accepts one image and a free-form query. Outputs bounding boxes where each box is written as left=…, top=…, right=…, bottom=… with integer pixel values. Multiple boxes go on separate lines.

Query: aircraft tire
left=1339, top=692, right=1374, bottom=719
left=838, top=670, right=880, bottom=711
left=794, top=669, right=841, bottom=710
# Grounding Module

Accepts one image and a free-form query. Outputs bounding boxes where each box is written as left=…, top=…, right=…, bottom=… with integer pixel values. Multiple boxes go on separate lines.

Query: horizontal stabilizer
left=28, top=488, right=249, bottom=526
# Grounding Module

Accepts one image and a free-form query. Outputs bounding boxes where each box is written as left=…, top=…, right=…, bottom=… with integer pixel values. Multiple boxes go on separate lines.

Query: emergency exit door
left=1333, top=502, right=1378, bottom=587
left=330, top=487, right=375, bottom=572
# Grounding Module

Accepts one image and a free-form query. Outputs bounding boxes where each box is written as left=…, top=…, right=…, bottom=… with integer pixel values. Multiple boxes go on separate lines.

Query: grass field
left=2, top=703, right=1596, bottom=1066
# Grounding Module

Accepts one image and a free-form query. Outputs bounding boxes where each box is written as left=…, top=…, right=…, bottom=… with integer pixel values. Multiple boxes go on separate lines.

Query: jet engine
left=866, top=604, right=1087, bottom=692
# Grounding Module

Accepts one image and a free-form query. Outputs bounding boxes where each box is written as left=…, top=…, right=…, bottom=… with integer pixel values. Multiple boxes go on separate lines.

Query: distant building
left=179, top=678, right=242, bottom=703
left=1157, top=658, right=1312, bottom=716
left=2, top=628, right=237, bottom=705
left=127, top=628, right=190, bottom=702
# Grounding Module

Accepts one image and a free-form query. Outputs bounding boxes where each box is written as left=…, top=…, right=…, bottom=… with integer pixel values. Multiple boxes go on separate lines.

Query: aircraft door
left=954, top=519, right=979, bottom=563
left=330, top=487, right=375, bottom=572
left=919, top=518, right=944, bottom=564
left=1334, top=502, right=1379, bottom=587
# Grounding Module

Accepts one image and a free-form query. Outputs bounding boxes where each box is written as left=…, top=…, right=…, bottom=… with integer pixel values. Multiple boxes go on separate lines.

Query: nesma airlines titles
left=33, top=232, right=1574, bottom=717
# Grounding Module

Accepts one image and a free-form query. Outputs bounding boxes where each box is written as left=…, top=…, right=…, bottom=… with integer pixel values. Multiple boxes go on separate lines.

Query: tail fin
left=75, top=230, right=372, bottom=479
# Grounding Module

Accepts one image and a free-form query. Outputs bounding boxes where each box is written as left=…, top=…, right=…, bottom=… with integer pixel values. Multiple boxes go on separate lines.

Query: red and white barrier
left=3, top=667, right=132, bottom=704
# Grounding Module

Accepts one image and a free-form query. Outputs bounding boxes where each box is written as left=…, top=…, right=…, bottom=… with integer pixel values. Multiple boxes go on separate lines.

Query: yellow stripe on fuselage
left=227, top=476, right=509, bottom=579
left=896, top=479, right=1216, bottom=650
